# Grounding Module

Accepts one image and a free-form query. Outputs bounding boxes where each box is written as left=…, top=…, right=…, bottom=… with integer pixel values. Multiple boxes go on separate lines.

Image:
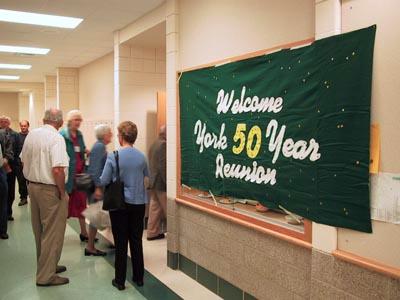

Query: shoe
left=85, top=248, right=107, bottom=256
left=112, top=279, right=125, bottom=290
left=147, top=233, right=165, bottom=241
left=8, top=216, right=14, bottom=221
left=133, top=279, right=144, bottom=287
left=18, top=199, right=28, bottom=206
left=0, top=233, right=9, bottom=239
left=79, top=234, right=98, bottom=243
left=36, top=276, right=69, bottom=287
left=79, top=234, right=88, bottom=242
left=56, top=265, right=67, bottom=274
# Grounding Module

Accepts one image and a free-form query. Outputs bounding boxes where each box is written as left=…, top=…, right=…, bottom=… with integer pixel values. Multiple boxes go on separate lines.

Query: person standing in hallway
left=147, top=126, right=167, bottom=241
left=16, top=120, right=29, bottom=206
left=85, top=124, right=113, bottom=257
left=0, top=128, right=13, bottom=240
left=100, top=121, right=149, bottom=290
left=60, top=110, right=89, bottom=242
left=20, top=108, right=70, bottom=286
left=0, top=116, right=20, bottom=221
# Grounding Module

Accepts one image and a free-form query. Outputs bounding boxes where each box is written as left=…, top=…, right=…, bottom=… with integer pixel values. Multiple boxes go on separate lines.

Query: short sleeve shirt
left=20, top=124, right=69, bottom=184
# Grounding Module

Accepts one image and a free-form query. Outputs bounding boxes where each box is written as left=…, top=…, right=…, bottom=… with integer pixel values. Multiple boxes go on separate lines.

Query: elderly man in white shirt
left=20, top=108, right=70, bottom=287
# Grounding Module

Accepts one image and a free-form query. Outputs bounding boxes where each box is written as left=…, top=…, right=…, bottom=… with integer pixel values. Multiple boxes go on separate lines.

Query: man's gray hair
left=95, top=124, right=111, bottom=140
left=43, top=108, right=63, bottom=123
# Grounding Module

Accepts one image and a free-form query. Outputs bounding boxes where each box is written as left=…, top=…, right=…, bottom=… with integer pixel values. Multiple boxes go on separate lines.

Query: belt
left=28, top=181, right=56, bottom=186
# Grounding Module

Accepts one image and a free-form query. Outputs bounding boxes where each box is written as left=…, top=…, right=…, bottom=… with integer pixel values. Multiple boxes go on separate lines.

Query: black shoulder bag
left=103, top=151, right=126, bottom=211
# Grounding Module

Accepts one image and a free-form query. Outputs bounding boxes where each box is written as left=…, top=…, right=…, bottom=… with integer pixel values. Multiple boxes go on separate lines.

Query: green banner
left=179, top=26, right=376, bottom=233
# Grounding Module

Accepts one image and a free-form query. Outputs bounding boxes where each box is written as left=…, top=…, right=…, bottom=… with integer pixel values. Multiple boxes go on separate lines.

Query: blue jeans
left=0, top=168, right=8, bottom=234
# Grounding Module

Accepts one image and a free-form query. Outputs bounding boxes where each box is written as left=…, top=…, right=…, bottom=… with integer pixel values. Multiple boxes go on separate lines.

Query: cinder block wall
left=168, top=203, right=400, bottom=300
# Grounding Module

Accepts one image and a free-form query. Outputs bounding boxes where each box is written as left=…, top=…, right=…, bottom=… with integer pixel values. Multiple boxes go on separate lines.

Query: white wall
left=79, top=52, right=114, bottom=148
left=119, top=44, right=166, bottom=154
left=179, top=0, right=315, bottom=70
left=338, top=0, right=400, bottom=268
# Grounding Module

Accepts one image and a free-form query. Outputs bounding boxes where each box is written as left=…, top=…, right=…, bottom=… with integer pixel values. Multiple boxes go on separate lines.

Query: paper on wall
left=370, top=172, right=400, bottom=224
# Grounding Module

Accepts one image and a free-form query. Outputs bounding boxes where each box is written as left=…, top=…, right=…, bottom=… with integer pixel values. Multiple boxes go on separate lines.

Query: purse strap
left=113, top=150, right=121, bottom=181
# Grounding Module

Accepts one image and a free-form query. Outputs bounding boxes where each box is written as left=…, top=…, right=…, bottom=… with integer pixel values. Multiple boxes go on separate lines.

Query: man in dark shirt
left=0, top=128, right=13, bottom=239
left=147, top=126, right=167, bottom=241
left=0, top=116, right=20, bottom=221
left=16, top=120, right=30, bottom=206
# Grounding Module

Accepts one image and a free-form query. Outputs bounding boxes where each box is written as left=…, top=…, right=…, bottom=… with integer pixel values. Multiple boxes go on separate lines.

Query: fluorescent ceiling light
left=0, top=75, right=20, bottom=80
left=0, top=9, right=83, bottom=29
left=0, top=63, right=31, bottom=70
left=0, top=45, right=50, bottom=55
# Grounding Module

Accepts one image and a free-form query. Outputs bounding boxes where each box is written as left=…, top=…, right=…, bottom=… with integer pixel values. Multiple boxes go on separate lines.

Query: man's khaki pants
left=28, top=183, right=68, bottom=284
left=147, top=190, right=167, bottom=238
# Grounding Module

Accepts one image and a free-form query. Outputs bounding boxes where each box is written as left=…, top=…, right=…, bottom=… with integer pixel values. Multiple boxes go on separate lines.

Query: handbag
left=75, top=173, right=95, bottom=194
left=82, top=201, right=111, bottom=230
left=102, top=151, right=126, bottom=211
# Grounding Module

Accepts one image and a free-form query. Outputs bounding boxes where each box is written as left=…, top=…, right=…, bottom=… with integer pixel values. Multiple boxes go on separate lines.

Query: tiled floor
left=0, top=201, right=221, bottom=300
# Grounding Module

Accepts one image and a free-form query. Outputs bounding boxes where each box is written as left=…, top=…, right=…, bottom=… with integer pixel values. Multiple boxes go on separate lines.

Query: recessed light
left=0, top=63, right=31, bottom=70
left=0, top=45, right=50, bottom=55
left=0, top=75, right=20, bottom=80
left=0, top=9, right=83, bottom=29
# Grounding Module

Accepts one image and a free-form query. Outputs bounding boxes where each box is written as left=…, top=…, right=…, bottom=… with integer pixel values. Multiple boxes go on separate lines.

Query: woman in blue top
left=85, top=124, right=113, bottom=257
left=100, top=121, right=149, bottom=290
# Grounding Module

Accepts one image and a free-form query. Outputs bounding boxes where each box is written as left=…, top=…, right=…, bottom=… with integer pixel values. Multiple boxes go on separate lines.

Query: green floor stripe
left=68, top=219, right=182, bottom=300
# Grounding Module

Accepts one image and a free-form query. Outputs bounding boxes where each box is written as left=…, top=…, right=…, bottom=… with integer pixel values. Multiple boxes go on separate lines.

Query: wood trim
left=179, top=37, right=315, bottom=73
left=175, top=38, right=316, bottom=247
left=333, top=250, right=400, bottom=279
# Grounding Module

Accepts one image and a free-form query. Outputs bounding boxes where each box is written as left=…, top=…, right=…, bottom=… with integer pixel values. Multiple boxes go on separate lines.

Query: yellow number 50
left=232, top=123, right=262, bottom=159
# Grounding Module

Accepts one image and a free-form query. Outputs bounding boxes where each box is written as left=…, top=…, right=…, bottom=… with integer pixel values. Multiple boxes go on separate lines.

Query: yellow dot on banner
left=345, top=211, right=349, bottom=215
left=342, top=108, right=345, bottom=112
left=284, top=90, right=287, bottom=94
left=334, top=174, right=337, bottom=177
left=317, top=109, right=320, bottom=113
left=298, top=60, right=301, bottom=63
left=324, top=81, right=328, bottom=84
left=341, top=124, right=344, bottom=128
left=280, top=66, right=284, bottom=70
left=343, top=208, right=347, bottom=211
left=346, top=56, right=349, bottom=60
left=352, top=51, right=356, bottom=56
left=331, top=57, right=334, bottom=61
left=288, top=66, right=291, bottom=70
left=303, top=79, right=306, bottom=82
left=288, top=194, right=291, bottom=198
left=326, top=85, right=330, bottom=88
left=356, top=161, right=360, bottom=165
left=312, top=178, right=315, bottom=181
left=298, top=124, right=301, bottom=128
left=320, top=202, right=323, bottom=205
left=307, top=72, right=310, bottom=75
left=337, top=125, right=340, bottom=128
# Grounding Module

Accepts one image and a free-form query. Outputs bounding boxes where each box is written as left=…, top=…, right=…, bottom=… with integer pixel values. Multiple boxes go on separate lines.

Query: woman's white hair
left=94, top=124, right=111, bottom=140
left=66, top=110, right=83, bottom=122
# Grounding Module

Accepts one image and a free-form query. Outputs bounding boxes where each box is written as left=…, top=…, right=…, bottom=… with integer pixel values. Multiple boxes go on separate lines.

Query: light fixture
left=0, top=9, right=83, bottom=29
left=0, top=63, right=31, bottom=70
left=0, top=75, right=20, bottom=80
left=0, top=45, right=50, bottom=55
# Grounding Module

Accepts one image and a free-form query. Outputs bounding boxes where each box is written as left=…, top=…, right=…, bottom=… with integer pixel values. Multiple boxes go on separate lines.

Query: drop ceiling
left=0, top=0, right=164, bottom=82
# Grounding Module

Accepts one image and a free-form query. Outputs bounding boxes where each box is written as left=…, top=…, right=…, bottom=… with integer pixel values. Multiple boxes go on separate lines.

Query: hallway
left=0, top=201, right=220, bottom=300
